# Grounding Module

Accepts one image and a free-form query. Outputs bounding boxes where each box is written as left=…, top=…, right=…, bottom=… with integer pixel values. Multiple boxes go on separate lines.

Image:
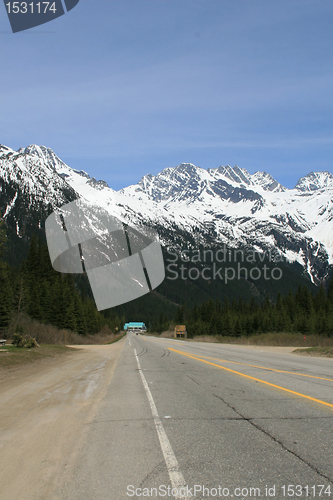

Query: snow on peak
left=176, top=162, right=200, bottom=171
left=251, top=171, right=286, bottom=192
left=15, top=144, right=110, bottom=194
left=0, top=144, right=78, bottom=209
left=208, top=165, right=285, bottom=192
left=72, top=169, right=91, bottom=179
left=295, top=171, right=333, bottom=192
left=129, top=162, right=213, bottom=204
left=215, top=165, right=252, bottom=186
left=18, top=144, right=49, bottom=156
left=17, top=144, right=69, bottom=171
left=0, top=145, right=16, bottom=156
left=86, top=177, right=110, bottom=190
left=127, top=163, right=288, bottom=206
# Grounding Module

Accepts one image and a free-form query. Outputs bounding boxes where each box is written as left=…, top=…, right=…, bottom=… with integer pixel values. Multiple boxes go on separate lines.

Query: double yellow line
left=169, top=348, right=333, bottom=410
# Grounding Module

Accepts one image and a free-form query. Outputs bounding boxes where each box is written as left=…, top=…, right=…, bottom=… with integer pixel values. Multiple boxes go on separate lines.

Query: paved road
left=56, top=335, right=333, bottom=500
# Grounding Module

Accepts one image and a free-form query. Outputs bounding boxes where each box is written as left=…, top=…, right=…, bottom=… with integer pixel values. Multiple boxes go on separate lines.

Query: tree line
left=0, top=225, right=124, bottom=336
left=175, top=281, right=333, bottom=338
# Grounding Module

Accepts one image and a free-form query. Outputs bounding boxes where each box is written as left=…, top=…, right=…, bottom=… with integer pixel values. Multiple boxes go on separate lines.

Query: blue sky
left=1, top=0, right=332, bottom=190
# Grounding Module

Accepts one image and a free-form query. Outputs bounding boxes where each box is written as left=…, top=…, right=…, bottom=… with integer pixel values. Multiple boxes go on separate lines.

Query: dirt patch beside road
left=0, top=344, right=77, bottom=372
left=0, top=340, right=125, bottom=500
left=293, top=346, right=333, bottom=358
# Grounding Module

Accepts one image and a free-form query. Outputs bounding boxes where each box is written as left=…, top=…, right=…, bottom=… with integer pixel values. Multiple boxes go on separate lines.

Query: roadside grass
left=0, top=344, right=77, bottom=369
left=159, top=330, right=174, bottom=338
left=105, top=332, right=127, bottom=344
left=149, top=331, right=333, bottom=348
left=191, top=332, right=333, bottom=347
left=293, top=346, right=333, bottom=358
left=0, top=313, right=128, bottom=369
left=145, top=330, right=174, bottom=338
left=6, top=312, right=123, bottom=345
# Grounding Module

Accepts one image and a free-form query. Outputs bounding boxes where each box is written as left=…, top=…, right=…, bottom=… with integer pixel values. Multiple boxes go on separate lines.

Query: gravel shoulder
left=0, top=340, right=125, bottom=500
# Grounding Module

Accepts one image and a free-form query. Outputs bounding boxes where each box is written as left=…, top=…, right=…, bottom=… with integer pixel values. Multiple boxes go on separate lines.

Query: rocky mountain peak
left=295, top=171, right=333, bottom=192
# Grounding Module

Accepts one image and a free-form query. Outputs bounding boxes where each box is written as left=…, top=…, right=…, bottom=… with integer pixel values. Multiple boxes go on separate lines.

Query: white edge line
left=134, top=348, right=191, bottom=500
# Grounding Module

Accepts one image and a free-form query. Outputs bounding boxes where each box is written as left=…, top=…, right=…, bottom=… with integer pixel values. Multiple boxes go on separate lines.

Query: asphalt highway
left=57, top=334, right=333, bottom=500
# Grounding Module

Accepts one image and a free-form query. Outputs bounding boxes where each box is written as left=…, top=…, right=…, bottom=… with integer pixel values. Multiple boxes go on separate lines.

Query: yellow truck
left=174, top=325, right=187, bottom=339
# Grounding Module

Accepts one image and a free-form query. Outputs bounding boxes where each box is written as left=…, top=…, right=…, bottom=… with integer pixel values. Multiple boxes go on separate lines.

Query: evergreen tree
left=263, top=294, right=271, bottom=312
left=233, top=318, right=242, bottom=337
left=64, top=299, right=77, bottom=332
left=74, top=294, right=87, bottom=335
left=284, top=290, right=295, bottom=322
left=175, top=305, right=184, bottom=324
left=25, top=234, right=40, bottom=280
left=222, top=313, right=233, bottom=336
left=27, top=281, right=43, bottom=320
left=276, top=292, right=282, bottom=312
left=249, top=296, right=258, bottom=313
left=327, top=277, right=333, bottom=304
left=0, top=265, right=12, bottom=334
left=0, top=219, right=11, bottom=334
left=192, top=302, right=199, bottom=322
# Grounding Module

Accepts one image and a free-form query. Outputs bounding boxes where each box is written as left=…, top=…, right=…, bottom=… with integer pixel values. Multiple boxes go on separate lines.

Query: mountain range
left=0, top=144, right=332, bottom=286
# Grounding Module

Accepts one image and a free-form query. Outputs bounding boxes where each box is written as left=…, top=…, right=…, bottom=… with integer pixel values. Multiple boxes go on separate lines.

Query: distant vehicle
left=174, top=325, right=187, bottom=339
left=124, top=322, right=147, bottom=334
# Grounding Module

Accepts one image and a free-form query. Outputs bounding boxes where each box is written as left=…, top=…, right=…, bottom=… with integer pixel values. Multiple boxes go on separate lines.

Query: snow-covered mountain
left=1, top=143, right=332, bottom=283
left=0, top=144, right=77, bottom=207
left=0, top=145, right=77, bottom=245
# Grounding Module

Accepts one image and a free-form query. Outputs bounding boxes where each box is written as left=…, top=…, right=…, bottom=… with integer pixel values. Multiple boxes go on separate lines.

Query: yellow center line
left=143, top=338, right=333, bottom=382
left=168, top=348, right=333, bottom=410
left=187, top=353, right=333, bottom=383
